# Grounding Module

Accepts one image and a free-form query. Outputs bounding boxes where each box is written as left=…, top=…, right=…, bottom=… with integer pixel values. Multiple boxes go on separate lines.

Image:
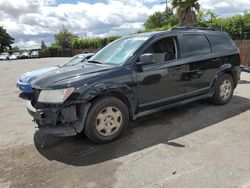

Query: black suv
left=27, top=27, right=241, bottom=143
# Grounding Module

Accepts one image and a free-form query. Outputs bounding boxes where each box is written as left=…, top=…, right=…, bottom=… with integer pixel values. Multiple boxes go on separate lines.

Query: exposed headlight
left=38, top=87, right=75, bottom=104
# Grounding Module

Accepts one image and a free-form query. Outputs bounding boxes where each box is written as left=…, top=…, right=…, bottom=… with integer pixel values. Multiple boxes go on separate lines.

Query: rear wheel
left=84, top=96, right=129, bottom=144
left=211, top=74, right=234, bottom=105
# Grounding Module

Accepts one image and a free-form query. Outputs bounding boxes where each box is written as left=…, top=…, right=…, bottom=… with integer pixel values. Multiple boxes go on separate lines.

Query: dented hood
left=31, top=63, right=114, bottom=89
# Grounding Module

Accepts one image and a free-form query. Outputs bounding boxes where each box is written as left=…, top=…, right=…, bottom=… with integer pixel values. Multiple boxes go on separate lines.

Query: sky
left=0, top=0, right=250, bottom=49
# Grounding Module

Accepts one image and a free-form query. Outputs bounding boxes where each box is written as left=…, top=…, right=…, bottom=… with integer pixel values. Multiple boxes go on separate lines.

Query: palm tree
left=172, top=0, right=200, bottom=26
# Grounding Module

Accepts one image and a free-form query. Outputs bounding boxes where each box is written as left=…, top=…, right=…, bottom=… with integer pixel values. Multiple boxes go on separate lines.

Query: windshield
left=59, top=55, right=86, bottom=67
left=88, top=36, right=148, bottom=65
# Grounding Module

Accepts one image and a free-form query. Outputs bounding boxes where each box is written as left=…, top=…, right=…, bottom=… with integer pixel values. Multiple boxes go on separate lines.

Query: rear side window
left=182, top=34, right=211, bottom=57
left=208, top=35, right=236, bottom=52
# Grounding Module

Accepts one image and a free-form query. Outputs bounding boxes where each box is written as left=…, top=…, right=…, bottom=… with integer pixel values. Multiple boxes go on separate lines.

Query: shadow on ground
left=34, top=95, right=250, bottom=166
left=19, top=92, right=32, bottom=100
left=239, top=80, right=250, bottom=84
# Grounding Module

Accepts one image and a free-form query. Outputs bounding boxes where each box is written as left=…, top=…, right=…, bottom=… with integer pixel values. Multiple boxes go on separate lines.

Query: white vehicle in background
left=20, top=51, right=30, bottom=59
left=9, top=52, right=21, bottom=60
left=30, top=51, right=39, bottom=58
left=0, top=52, right=10, bottom=61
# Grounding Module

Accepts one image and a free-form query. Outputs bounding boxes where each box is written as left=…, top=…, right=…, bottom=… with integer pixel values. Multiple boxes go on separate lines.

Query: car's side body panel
left=133, top=31, right=240, bottom=115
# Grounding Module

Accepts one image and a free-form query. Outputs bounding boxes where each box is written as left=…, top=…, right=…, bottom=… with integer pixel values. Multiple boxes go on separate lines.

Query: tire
left=211, top=74, right=234, bottom=105
left=84, top=96, right=129, bottom=144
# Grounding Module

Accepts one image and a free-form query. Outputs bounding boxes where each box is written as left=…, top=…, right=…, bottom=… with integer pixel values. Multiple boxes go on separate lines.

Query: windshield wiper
left=87, top=60, right=103, bottom=64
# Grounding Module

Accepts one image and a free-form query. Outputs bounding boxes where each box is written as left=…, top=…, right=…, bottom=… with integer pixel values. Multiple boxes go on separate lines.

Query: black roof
left=170, top=26, right=217, bottom=31
left=132, top=27, right=227, bottom=38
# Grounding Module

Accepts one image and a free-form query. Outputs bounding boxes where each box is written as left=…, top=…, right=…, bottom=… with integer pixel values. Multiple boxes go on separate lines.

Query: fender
left=77, top=82, right=137, bottom=118
left=209, top=63, right=237, bottom=94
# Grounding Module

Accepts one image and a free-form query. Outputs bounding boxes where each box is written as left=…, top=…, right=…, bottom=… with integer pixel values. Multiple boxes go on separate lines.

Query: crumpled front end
left=27, top=89, right=90, bottom=136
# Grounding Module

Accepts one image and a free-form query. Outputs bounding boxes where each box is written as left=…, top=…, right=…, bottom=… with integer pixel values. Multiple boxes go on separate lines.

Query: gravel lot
left=0, top=58, right=250, bottom=188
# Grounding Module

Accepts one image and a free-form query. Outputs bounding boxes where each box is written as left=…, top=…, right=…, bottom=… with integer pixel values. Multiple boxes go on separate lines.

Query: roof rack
left=170, top=26, right=217, bottom=31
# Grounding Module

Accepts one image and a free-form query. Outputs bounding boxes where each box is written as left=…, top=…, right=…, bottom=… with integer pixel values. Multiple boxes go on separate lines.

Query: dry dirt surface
left=0, top=58, right=250, bottom=188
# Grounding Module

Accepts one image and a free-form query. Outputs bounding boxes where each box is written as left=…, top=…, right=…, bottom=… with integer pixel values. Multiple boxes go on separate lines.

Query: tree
left=144, top=11, right=167, bottom=29
left=172, top=0, right=200, bottom=26
left=195, top=10, right=218, bottom=27
left=54, top=28, right=78, bottom=49
left=0, top=26, right=14, bottom=52
left=194, top=11, right=250, bottom=40
left=41, top=40, right=47, bottom=49
left=144, top=7, right=178, bottom=30
left=8, top=46, right=20, bottom=54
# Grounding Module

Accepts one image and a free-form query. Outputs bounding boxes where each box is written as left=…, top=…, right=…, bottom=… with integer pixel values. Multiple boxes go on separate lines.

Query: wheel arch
left=74, top=89, right=135, bottom=134
left=77, top=82, right=136, bottom=117
left=210, top=63, right=237, bottom=92
left=88, top=90, right=135, bottom=120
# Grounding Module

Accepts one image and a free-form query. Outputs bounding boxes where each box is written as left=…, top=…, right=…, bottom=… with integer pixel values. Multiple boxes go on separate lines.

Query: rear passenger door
left=179, top=33, right=219, bottom=96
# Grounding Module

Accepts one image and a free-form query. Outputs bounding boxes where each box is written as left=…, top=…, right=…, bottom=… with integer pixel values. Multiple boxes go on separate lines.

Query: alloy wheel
left=219, top=79, right=232, bottom=100
left=95, top=106, right=122, bottom=137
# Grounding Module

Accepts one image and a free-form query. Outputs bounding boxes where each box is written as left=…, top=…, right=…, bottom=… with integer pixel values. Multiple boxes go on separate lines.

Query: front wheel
left=84, top=96, right=129, bottom=144
left=211, top=74, right=234, bottom=105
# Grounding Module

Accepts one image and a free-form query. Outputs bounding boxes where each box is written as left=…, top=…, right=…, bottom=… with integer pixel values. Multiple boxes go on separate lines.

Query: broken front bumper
left=27, top=101, right=60, bottom=126
left=26, top=100, right=90, bottom=136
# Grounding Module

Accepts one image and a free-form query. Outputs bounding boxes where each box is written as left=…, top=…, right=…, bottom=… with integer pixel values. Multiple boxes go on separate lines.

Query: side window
left=144, top=37, right=177, bottom=64
left=182, top=34, right=211, bottom=57
left=208, top=35, right=235, bottom=52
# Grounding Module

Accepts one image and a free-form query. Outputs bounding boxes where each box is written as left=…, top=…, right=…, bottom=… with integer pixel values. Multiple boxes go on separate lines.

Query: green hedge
left=39, top=36, right=121, bottom=57
left=72, top=36, right=120, bottom=49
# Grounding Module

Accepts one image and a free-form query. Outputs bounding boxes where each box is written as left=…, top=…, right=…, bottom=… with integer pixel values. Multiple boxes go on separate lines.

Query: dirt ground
left=0, top=58, right=250, bottom=188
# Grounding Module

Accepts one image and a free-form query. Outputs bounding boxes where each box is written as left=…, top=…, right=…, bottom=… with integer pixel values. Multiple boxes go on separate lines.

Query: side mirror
left=139, top=53, right=155, bottom=65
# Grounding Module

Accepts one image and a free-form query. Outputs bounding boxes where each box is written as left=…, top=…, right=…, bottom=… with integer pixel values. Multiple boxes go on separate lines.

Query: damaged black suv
left=27, top=27, right=241, bottom=143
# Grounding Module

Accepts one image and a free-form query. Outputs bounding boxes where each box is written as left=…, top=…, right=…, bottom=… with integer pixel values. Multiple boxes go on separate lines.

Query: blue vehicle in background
left=17, top=53, right=94, bottom=93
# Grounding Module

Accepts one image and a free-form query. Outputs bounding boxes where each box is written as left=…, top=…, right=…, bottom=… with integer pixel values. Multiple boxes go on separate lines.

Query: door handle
left=175, top=65, right=185, bottom=70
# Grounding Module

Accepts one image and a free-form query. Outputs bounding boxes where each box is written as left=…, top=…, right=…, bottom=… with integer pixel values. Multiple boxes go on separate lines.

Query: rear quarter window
left=207, top=35, right=236, bottom=52
left=182, top=34, right=211, bottom=57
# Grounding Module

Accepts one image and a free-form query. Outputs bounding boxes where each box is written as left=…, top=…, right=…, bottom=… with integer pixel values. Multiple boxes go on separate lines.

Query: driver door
left=136, top=36, right=186, bottom=112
